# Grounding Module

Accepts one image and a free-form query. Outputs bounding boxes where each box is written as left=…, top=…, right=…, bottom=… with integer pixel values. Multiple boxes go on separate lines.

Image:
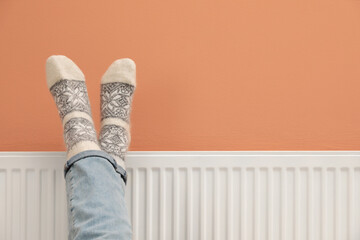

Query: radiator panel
left=1, top=151, right=360, bottom=240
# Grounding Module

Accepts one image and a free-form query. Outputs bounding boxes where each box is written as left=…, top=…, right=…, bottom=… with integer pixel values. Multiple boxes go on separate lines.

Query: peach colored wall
left=1, top=0, right=360, bottom=151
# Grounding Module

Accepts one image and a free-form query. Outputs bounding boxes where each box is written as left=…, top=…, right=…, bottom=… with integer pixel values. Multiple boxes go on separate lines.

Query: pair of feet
left=46, top=55, right=136, bottom=170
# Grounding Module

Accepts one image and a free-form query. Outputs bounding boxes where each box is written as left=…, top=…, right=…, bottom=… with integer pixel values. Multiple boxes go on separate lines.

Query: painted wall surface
left=0, top=0, right=359, bottom=151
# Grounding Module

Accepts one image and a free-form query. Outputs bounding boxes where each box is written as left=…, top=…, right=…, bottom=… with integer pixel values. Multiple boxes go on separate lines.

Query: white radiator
left=1, top=151, right=360, bottom=240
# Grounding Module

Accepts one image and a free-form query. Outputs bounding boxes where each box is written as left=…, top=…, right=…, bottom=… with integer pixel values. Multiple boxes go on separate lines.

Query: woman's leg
left=64, top=150, right=131, bottom=240
left=46, top=55, right=134, bottom=239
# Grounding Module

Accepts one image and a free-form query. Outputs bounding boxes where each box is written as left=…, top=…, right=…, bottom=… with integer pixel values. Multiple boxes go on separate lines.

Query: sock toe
left=46, top=55, right=85, bottom=89
left=101, top=58, right=136, bottom=87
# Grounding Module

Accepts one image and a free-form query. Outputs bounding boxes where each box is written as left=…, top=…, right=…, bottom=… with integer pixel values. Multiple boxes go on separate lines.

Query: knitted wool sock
left=46, top=55, right=101, bottom=160
left=99, top=58, right=136, bottom=170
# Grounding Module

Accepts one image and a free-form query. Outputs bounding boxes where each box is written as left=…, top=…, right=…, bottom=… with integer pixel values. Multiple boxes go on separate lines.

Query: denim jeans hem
left=63, top=150, right=127, bottom=185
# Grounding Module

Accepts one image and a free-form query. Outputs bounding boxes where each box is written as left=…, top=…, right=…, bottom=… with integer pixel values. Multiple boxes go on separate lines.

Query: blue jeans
left=64, top=150, right=132, bottom=240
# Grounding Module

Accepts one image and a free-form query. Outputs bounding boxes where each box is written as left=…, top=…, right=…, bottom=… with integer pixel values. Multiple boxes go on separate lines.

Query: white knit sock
left=46, top=55, right=101, bottom=160
left=99, top=58, right=136, bottom=170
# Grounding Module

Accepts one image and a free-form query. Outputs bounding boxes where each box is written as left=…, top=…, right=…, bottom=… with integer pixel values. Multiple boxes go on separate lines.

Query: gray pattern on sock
left=100, top=82, right=135, bottom=123
left=50, top=79, right=92, bottom=120
left=63, top=117, right=99, bottom=151
left=99, top=124, right=129, bottom=161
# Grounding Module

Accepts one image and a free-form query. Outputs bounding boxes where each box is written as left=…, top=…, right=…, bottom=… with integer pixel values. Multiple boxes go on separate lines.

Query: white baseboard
left=1, top=151, right=360, bottom=240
